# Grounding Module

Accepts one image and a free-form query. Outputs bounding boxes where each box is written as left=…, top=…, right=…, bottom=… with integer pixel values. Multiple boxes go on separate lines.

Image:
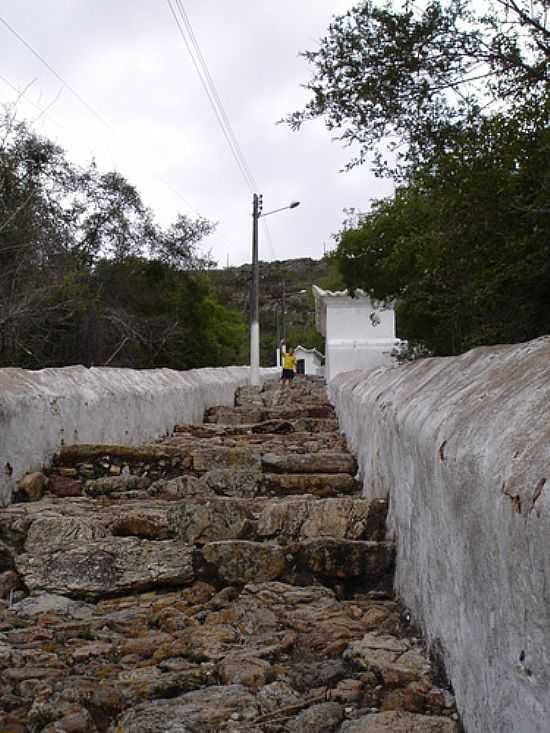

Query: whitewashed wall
left=294, top=348, right=323, bottom=377
left=0, top=365, right=277, bottom=506
left=328, top=337, right=550, bottom=733
left=326, top=341, right=395, bottom=382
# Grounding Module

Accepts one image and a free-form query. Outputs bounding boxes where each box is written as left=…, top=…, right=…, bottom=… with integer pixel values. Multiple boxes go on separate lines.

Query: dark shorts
left=281, top=369, right=294, bottom=381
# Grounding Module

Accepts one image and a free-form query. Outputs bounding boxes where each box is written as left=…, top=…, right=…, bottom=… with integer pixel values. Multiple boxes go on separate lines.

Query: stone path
left=0, top=377, right=460, bottom=732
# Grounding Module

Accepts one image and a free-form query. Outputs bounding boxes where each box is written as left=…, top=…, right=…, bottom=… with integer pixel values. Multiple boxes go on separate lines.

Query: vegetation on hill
left=208, top=257, right=330, bottom=366
left=288, top=0, right=550, bottom=356
left=0, top=107, right=332, bottom=370
left=0, top=108, right=247, bottom=370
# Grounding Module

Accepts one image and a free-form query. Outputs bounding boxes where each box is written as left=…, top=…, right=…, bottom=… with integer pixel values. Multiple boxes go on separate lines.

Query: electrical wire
left=174, top=0, right=258, bottom=191
left=0, top=27, right=201, bottom=220
left=166, top=0, right=258, bottom=195
left=0, top=13, right=112, bottom=131
left=1, top=8, right=275, bottom=261
left=166, top=1, right=279, bottom=261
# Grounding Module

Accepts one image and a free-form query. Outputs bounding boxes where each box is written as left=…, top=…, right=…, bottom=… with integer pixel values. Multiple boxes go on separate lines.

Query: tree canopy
left=288, top=0, right=550, bottom=356
left=286, top=0, right=550, bottom=174
left=0, top=108, right=247, bottom=369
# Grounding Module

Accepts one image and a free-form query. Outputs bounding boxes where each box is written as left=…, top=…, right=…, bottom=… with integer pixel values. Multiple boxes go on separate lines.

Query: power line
left=165, top=1, right=278, bottom=261
left=0, top=32, right=202, bottom=220
left=0, top=13, right=112, bottom=131
left=174, top=0, right=258, bottom=191
left=166, top=0, right=258, bottom=195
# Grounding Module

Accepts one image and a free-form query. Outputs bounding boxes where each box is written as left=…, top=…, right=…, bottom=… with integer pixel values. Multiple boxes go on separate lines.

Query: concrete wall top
left=0, top=365, right=277, bottom=506
left=328, top=337, right=550, bottom=733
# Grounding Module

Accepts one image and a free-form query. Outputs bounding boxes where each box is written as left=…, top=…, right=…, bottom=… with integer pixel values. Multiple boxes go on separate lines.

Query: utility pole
left=281, top=279, right=286, bottom=345
left=250, top=193, right=262, bottom=386
left=249, top=195, right=300, bottom=385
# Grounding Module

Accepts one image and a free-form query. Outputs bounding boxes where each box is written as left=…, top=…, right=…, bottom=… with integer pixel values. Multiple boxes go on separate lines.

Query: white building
left=294, top=345, right=324, bottom=377
left=313, top=285, right=400, bottom=382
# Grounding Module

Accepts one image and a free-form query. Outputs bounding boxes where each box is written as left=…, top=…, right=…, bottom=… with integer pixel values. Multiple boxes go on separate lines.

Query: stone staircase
left=0, top=377, right=460, bottom=733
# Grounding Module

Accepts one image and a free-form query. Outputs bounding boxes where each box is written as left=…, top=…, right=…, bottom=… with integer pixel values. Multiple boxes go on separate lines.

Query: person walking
left=281, top=345, right=297, bottom=384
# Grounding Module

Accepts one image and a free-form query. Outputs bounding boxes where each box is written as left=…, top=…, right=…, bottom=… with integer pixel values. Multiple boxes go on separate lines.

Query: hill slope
left=208, top=257, right=330, bottom=366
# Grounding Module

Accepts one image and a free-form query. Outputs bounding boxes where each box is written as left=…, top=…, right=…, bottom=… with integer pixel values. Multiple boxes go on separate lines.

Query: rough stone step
left=170, top=496, right=388, bottom=545
left=261, top=450, right=356, bottom=475
left=205, top=404, right=336, bottom=425
left=15, top=537, right=195, bottom=599
left=261, top=473, right=358, bottom=498
left=12, top=531, right=393, bottom=600
left=56, top=442, right=187, bottom=466
left=167, top=430, right=347, bottom=455
left=0, top=376, right=464, bottom=733
left=200, top=538, right=395, bottom=589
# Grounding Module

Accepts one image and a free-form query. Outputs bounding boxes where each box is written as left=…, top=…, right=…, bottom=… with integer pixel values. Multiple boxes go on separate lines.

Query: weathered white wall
left=294, top=348, right=323, bottom=377
left=313, top=286, right=400, bottom=382
left=328, top=337, right=550, bottom=733
left=0, top=365, right=277, bottom=506
left=326, top=341, right=395, bottom=383
left=326, top=300, right=396, bottom=341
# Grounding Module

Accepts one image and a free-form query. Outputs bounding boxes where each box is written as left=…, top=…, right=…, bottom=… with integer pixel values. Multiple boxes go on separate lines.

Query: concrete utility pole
left=249, top=195, right=301, bottom=387
left=250, top=194, right=262, bottom=387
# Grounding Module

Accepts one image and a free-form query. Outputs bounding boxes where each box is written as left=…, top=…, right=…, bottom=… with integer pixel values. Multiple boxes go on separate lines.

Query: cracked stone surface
left=0, top=376, right=460, bottom=732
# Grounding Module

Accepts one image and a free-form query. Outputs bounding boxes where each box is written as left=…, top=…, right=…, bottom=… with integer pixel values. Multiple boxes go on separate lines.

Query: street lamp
left=250, top=194, right=301, bottom=386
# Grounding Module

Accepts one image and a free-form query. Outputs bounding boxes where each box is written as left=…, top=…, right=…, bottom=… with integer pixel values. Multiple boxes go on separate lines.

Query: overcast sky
left=0, top=1, right=392, bottom=267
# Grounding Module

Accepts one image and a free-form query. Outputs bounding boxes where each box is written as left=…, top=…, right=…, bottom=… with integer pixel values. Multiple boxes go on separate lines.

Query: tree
left=150, top=213, right=215, bottom=270
left=286, top=0, right=550, bottom=174
left=332, top=106, right=550, bottom=354
left=0, top=106, right=247, bottom=370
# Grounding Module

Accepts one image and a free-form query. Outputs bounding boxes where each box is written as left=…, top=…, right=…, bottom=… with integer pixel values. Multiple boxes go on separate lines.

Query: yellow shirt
left=282, top=352, right=297, bottom=370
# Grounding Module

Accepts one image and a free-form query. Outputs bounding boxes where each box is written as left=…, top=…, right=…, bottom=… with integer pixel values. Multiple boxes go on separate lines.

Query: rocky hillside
left=208, top=258, right=330, bottom=365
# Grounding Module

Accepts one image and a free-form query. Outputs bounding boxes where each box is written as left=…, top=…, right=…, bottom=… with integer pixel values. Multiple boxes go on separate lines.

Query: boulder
left=262, top=451, right=355, bottom=475
left=48, top=474, right=83, bottom=497
left=256, top=680, right=302, bottom=714
left=24, top=515, right=109, bottom=551
left=216, top=654, right=273, bottom=688
left=340, top=711, right=459, bottom=732
left=16, top=538, right=195, bottom=598
left=257, top=497, right=387, bottom=543
left=148, top=474, right=212, bottom=500
left=109, top=509, right=172, bottom=540
left=262, top=473, right=357, bottom=498
left=84, top=475, right=151, bottom=497
left=16, top=472, right=47, bottom=502
left=169, top=498, right=256, bottom=545
left=205, top=405, right=264, bottom=425
left=295, top=539, right=395, bottom=583
left=201, top=541, right=286, bottom=585
left=344, top=633, right=409, bottom=673
left=12, top=592, right=95, bottom=618
left=191, top=446, right=260, bottom=473
left=113, top=684, right=258, bottom=731
left=287, top=701, right=344, bottom=732
left=200, top=467, right=263, bottom=498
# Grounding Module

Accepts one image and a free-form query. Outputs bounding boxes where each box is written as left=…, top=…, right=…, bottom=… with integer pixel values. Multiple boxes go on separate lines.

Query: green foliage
left=286, top=0, right=550, bottom=175
left=0, top=108, right=247, bottom=370
left=333, top=106, right=550, bottom=355
left=288, top=0, right=550, bottom=356
left=286, top=324, right=325, bottom=354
